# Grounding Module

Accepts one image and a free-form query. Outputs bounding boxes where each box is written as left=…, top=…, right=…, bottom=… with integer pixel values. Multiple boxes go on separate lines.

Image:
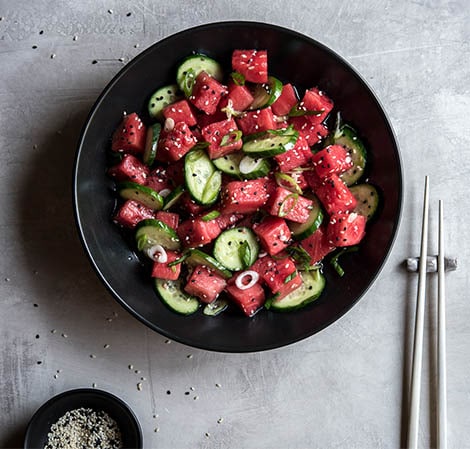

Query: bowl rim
left=24, top=388, right=142, bottom=448
left=73, top=20, right=403, bottom=352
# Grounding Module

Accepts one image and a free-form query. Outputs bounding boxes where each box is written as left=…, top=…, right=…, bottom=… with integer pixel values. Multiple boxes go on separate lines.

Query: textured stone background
left=1, top=1, right=469, bottom=448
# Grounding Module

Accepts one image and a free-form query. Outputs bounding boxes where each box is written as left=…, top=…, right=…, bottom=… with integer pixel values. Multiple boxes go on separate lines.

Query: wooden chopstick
left=407, top=176, right=430, bottom=449
left=438, top=200, right=447, bottom=449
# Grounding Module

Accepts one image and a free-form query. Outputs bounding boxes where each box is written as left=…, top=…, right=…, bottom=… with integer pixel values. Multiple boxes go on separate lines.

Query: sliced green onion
left=167, top=252, right=190, bottom=267
left=283, top=270, right=298, bottom=284
left=267, top=124, right=297, bottom=136
left=287, top=245, right=311, bottom=269
left=191, top=141, right=210, bottom=151
left=230, top=71, right=245, bottom=86
left=275, top=172, right=303, bottom=194
left=329, top=246, right=360, bottom=277
left=220, top=130, right=242, bottom=147
left=201, top=210, right=221, bottom=222
left=278, top=193, right=299, bottom=218
left=288, top=103, right=324, bottom=117
left=333, top=111, right=343, bottom=139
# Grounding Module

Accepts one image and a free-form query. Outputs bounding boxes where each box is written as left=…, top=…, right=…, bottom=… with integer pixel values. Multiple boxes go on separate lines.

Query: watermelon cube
left=177, top=217, right=221, bottom=248
left=165, top=160, right=186, bottom=186
left=221, top=179, right=270, bottom=215
left=184, top=265, right=227, bottom=303
left=290, top=170, right=309, bottom=190
left=300, top=227, right=335, bottom=265
left=215, top=212, right=244, bottom=230
left=226, top=277, right=265, bottom=317
left=108, top=154, right=149, bottom=185
left=232, top=49, right=268, bottom=84
left=111, top=112, right=147, bottom=155
left=219, top=83, right=254, bottom=112
left=201, top=118, right=243, bottom=159
left=151, top=250, right=182, bottom=281
left=312, top=144, right=354, bottom=179
left=314, top=174, right=357, bottom=215
left=274, top=134, right=311, bottom=172
left=289, top=116, right=329, bottom=146
left=155, top=211, right=179, bottom=230
left=189, top=71, right=228, bottom=115
left=327, top=212, right=366, bottom=247
left=157, top=122, right=196, bottom=162
left=180, top=192, right=209, bottom=216
left=299, top=87, right=334, bottom=124
left=267, top=187, right=314, bottom=224
left=252, top=255, right=302, bottom=299
left=271, top=83, right=298, bottom=116
left=145, top=166, right=171, bottom=193
left=253, top=216, right=292, bottom=256
left=113, top=200, right=155, bottom=229
left=236, top=107, right=276, bottom=135
left=162, top=99, right=197, bottom=127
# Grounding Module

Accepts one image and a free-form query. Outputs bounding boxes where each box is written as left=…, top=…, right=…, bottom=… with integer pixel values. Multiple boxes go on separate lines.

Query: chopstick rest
left=405, top=256, right=457, bottom=273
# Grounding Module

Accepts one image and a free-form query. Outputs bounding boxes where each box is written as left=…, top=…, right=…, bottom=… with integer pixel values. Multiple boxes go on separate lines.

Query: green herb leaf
left=167, top=252, right=190, bottom=267
left=239, top=241, right=252, bottom=268
left=182, top=68, right=196, bottom=97
left=267, top=125, right=297, bottom=137
left=287, top=246, right=311, bottom=268
left=191, top=141, right=210, bottom=151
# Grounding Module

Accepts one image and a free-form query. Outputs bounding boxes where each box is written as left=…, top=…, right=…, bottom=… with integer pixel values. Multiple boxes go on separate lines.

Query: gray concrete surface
left=1, top=1, right=469, bottom=448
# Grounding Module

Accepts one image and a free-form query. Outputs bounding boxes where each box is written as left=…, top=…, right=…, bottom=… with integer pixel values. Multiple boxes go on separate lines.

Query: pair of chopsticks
left=407, top=176, right=447, bottom=449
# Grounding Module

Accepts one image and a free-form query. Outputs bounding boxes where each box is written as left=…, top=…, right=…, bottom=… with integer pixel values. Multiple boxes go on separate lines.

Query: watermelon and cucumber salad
left=108, top=49, right=379, bottom=317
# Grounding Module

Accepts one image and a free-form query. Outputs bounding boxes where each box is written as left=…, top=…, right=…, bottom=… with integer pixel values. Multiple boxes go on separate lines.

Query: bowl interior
left=24, top=389, right=142, bottom=448
left=74, top=21, right=402, bottom=352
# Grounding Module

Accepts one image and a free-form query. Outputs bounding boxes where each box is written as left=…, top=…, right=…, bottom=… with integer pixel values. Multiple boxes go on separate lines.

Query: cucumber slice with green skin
left=213, top=227, right=259, bottom=271
left=185, top=249, right=232, bottom=278
left=249, top=76, right=283, bottom=110
left=176, top=54, right=223, bottom=95
left=162, top=185, right=185, bottom=211
left=135, top=218, right=180, bottom=251
left=118, top=182, right=164, bottom=210
left=288, top=196, right=324, bottom=240
left=349, top=183, right=379, bottom=220
left=239, top=156, right=271, bottom=179
left=213, top=152, right=244, bottom=178
left=242, top=131, right=298, bottom=158
left=332, top=125, right=367, bottom=186
left=154, top=278, right=199, bottom=315
left=184, top=148, right=221, bottom=205
left=269, top=269, right=325, bottom=312
left=203, top=298, right=229, bottom=316
left=148, top=84, right=182, bottom=120
left=143, top=123, right=161, bottom=166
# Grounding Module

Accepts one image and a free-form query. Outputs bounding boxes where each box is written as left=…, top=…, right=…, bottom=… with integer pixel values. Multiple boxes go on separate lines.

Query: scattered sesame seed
left=50, top=53, right=56, bottom=59
left=154, top=427, right=160, bottom=432
left=187, top=354, right=193, bottom=359
left=217, top=417, right=224, bottom=424
left=128, top=364, right=133, bottom=370
left=205, top=432, right=210, bottom=438
left=73, top=35, right=78, bottom=41
left=90, top=354, right=96, bottom=359
left=193, top=395, right=199, bottom=400
left=4, top=277, right=10, bottom=282
left=165, top=339, right=171, bottom=344
left=137, top=382, right=143, bottom=391
left=51, top=329, right=56, bottom=334
left=104, top=344, right=110, bottom=349
left=107, top=9, right=113, bottom=14
left=61, top=333, right=68, bottom=338
left=92, top=383, right=97, bottom=388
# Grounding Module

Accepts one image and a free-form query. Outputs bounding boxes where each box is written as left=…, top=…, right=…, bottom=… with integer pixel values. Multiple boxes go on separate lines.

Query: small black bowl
left=24, top=389, right=142, bottom=449
left=74, top=21, right=403, bottom=352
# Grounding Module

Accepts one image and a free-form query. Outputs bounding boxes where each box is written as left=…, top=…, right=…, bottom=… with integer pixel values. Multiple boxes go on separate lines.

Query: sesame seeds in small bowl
left=24, top=388, right=142, bottom=449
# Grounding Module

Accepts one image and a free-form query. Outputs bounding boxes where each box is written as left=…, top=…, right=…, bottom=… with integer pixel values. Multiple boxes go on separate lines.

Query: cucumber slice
left=148, top=84, right=182, bottom=120
left=239, top=156, right=271, bottom=179
left=135, top=219, right=180, bottom=251
left=203, top=298, right=229, bottom=316
left=288, top=196, right=323, bottom=240
left=162, top=185, right=185, bottom=211
left=349, top=183, right=379, bottom=220
left=184, top=148, right=221, bottom=205
left=249, top=76, right=283, bottom=110
left=118, top=182, right=164, bottom=210
left=269, top=270, right=325, bottom=312
left=185, top=249, right=232, bottom=278
left=242, top=131, right=298, bottom=158
left=213, top=227, right=259, bottom=271
left=143, top=123, right=161, bottom=166
left=332, top=125, right=367, bottom=186
left=213, top=152, right=244, bottom=178
left=176, top=54, right=223, bottom=95
left=154, top=278, right=199, bottom=315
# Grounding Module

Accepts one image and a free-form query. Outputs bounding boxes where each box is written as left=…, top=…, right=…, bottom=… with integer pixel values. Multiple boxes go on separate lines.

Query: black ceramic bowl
left=24, top=388, right=142, bottom=448
left=73, top=21, right=402, bottom=352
